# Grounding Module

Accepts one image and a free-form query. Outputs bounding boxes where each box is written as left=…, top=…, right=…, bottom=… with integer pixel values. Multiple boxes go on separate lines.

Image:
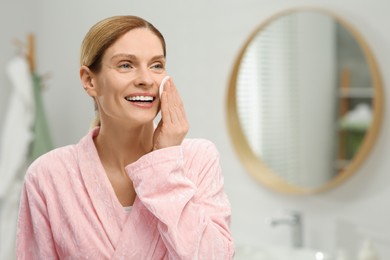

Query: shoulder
left=25, top=130, right=95, bottom=182
left=25, top=145, right=77, bottom=183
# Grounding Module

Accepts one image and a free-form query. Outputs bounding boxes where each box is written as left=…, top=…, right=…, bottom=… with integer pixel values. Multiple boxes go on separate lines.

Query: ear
left=80, top=65, right=97, bottom=97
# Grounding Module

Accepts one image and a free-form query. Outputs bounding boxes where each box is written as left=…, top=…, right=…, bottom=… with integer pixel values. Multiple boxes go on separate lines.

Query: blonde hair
left=80, top=15, right=166, bottom=128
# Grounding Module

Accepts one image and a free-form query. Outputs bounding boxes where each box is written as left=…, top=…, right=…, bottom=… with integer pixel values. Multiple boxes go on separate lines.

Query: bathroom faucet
left=269, top=211, right=303, bottom=248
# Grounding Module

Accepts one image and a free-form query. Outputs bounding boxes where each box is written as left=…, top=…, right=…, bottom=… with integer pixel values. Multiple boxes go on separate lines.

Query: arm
left=126, top=140, right=235, bottom=259
left=16, top=172, right=59, bottom=260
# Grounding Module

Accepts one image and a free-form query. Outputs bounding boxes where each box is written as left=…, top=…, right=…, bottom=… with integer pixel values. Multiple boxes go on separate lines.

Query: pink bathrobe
left=16, top=128, right=234, bottom=259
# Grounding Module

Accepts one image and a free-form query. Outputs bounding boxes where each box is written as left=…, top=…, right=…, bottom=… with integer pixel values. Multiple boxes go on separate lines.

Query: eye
left=151, top=62, right=165, bottom=71
left=117, top=62, right=133, bottom=72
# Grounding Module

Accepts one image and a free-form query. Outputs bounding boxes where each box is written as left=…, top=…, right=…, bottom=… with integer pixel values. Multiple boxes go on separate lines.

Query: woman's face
left=92, top=28, right=166, bottom=126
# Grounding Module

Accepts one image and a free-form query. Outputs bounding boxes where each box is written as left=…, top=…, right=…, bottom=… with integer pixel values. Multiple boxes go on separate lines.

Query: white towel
left=0, top=56, right=34, bottom=198
left=0, top=56, right=35, bottom=260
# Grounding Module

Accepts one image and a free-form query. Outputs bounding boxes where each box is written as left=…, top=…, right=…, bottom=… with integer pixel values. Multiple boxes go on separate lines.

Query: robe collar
left=76, top=127, right=131, bottom=246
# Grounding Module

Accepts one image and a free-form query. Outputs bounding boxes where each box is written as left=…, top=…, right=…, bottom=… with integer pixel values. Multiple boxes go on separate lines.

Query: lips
left=125, top=95, right=155, bottom=102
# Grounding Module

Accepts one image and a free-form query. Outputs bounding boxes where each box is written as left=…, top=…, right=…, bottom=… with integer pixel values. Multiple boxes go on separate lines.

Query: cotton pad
left=159, top=76, right=170, bottom=98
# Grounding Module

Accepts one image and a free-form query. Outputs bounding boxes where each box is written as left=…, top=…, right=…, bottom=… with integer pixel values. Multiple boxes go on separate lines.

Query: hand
left=153, top=78, right=189, bottom=150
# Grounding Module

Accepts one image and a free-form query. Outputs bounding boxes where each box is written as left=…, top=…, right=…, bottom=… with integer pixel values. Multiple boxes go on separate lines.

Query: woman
left=16, top=15, right=234, bottom=259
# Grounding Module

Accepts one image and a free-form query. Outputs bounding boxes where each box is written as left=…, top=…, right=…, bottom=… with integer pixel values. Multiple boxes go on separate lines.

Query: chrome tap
left=269, top=211, right=303, bottom=248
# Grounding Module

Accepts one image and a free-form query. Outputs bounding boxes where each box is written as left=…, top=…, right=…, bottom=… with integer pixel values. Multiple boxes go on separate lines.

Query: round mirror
left=226, top=7, right=384, bottom=194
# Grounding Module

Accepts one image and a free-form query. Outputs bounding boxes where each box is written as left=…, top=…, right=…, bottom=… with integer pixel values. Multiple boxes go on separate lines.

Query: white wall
left=1, top=0, right=390, bottom=258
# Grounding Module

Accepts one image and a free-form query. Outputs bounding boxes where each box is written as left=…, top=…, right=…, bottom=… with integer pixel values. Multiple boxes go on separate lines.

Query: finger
left=167, top=83, right=186, bottom=125
left=171, top=94, right=188, bottom=125
left=168, top=79, right=181, bottom=107
left=160, top=91, right=172, bottom=124
left=162, top=79, right=188, bottom=128
left=167, top=85, right=180, bottom=124
left=166, top=80, right=187, bottom=121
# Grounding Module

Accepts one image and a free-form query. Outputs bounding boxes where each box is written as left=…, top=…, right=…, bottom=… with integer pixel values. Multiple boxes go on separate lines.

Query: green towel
left=28, top=73, right=54, bottom=163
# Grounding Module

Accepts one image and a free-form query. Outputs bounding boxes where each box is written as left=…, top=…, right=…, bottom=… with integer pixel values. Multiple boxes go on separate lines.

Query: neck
left=94, top=122, right=154, bottom=170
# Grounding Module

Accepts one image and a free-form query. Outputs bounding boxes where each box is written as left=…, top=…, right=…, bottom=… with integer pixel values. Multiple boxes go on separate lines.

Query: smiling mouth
left=125, top=96, right=155, bottom=103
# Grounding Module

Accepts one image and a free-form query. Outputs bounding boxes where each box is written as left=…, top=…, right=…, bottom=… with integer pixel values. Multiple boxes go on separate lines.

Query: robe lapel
left=111, top=198, right=163, bottom=260
left=77, top=128, right=128, bottom=248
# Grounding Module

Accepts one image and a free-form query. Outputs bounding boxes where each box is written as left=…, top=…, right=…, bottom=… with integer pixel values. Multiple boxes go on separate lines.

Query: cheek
left=101, top=74, right=129, bottom=92
left=95, top=78, right=125, bottom=106
left=94, top=77, right=114, bottom=96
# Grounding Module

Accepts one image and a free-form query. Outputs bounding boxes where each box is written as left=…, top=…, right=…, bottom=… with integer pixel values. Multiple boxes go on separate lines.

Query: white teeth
left=126, top=96, right=154, bottom=101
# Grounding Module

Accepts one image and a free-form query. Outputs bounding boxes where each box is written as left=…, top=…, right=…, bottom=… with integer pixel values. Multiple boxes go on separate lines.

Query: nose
left=133, top=68, right=154, bottom=89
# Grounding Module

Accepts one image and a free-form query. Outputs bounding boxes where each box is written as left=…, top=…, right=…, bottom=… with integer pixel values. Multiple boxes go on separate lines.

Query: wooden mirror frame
left=226, top=7, right=384, bottom=194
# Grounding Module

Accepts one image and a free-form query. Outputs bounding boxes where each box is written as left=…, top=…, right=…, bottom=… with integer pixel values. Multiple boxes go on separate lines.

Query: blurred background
left=1, top=0, right=390, bottom=259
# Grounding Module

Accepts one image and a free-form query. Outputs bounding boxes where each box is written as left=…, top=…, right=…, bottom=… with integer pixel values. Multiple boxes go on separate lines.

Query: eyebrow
left=110, top=53, right=165, bottom=62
